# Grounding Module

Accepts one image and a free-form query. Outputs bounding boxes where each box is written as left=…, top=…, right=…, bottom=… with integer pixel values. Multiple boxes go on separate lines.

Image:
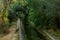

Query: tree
left=26, top=0, right=60, bottom=29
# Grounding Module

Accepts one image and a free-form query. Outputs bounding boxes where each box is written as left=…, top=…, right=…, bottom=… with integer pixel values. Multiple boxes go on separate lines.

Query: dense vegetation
left=0, top=0, right=60, bottom=40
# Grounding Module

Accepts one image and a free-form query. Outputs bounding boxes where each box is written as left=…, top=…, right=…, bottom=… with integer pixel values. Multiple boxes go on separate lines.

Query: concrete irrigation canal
left=17, top=18, right=60, bottom=40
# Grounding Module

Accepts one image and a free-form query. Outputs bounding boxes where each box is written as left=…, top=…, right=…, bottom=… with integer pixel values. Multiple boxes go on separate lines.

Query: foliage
left=27, top=0, right=60, bottom=29
left=0, top=0, right=60, bottom=40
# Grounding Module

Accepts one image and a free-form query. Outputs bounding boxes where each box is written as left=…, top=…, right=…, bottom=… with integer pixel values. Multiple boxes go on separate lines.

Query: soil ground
left=0, top=24, right=18, bottom=40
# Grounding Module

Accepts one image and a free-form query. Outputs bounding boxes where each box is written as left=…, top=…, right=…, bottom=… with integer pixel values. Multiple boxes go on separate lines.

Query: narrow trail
left=1, top=18, right=26, bottom=40
left=1, top=24, right=18, bottom=40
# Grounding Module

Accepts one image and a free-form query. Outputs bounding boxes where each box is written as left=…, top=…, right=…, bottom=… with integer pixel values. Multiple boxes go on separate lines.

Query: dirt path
left=1, top=25, right=18, bottom=40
